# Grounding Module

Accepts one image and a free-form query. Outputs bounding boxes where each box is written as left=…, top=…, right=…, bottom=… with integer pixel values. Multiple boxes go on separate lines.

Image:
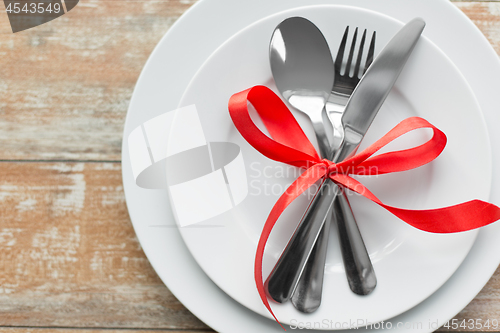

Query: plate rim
left=121, top=0, right=500, bottom=332
left=172, top=3, right=488, bottom=326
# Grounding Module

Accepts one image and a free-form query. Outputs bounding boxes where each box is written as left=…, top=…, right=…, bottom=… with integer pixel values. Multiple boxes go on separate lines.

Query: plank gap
left=0, top=160, right=121, bottom=163
left=0, top=326, right=213, bottom=331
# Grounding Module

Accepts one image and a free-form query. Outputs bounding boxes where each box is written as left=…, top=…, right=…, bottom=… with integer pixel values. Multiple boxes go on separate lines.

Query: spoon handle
left=265, top=178, right=334, bottom=303
left=291, top=211, right=331, bottom=312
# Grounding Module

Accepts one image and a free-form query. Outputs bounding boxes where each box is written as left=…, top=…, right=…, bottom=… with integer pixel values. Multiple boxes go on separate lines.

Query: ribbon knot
left=320, top=159, right=338, bottom=177
left=227, top=85, right=500, bottom=329
left=319, top=158, right=334, bottom=170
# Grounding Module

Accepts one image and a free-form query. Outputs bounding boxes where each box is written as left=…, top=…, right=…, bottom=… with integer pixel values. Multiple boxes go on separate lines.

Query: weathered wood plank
left=1, top=158, right=498, bottom=332
left=0, top=162, right=209, bottom=330
left=437, top=267, right=500, bottom=331
left=0, top=0, right=498, bottom=163
left=455, top=2, right=500, bottom=55
left=0, top=0, right=196, bottom=161
left=436, top=2, right=500, bottom=331
left=453, top=1, right=500, bottom=3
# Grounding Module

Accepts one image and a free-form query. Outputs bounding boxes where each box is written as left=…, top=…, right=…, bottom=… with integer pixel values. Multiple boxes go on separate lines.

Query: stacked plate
left=122, top=1, right=500, bottom=332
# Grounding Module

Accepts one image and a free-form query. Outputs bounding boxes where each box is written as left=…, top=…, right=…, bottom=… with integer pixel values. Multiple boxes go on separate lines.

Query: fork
left=291, top=27, right=377, bottom=312
left=328, top=27, right=376, bottom=149
left=328, top=26, right=377, bottom=293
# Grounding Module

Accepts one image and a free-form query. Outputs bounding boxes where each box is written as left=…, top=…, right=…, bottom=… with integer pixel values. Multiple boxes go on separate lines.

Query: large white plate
left=121, top=0, right=500, bottom=332
left=171, top=5, right=490, bottom=327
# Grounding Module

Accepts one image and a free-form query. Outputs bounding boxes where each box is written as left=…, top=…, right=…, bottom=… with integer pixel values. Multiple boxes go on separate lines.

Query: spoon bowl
left=269, top=16, right=334, bottom=158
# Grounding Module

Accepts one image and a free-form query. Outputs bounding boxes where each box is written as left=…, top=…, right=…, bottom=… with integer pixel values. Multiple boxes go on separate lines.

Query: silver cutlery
left=268, top=16, right=333, bottom=159
left=291, top=26, right=378, bottom=313
left=328, top=27, right=378, bottom=296
left=328, top=27, right=375, bottom=149
left=267, top=17, right=357, bottom=305
left=267, top=17, right=425, bottom=310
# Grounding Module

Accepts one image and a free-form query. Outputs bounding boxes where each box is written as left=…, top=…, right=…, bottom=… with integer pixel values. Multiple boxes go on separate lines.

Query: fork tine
left=335, top=26, right=349, bottom=73
left=345, top=27, right=358, bottom=76
left=353, top=29, right=367, bottom=79
left=364, top=31, right=376, bottom=74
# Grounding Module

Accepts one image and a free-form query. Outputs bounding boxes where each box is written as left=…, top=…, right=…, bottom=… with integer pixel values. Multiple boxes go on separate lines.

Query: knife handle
left=335, top=188, right=376, bottom=295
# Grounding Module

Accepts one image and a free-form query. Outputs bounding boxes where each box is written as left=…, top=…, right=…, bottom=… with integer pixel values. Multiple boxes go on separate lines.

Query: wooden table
left=0, top=1, right=499, bottom=332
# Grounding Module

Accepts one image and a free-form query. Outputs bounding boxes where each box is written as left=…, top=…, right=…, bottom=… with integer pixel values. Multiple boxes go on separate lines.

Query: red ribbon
left=228, top=85, right=500, bottom=329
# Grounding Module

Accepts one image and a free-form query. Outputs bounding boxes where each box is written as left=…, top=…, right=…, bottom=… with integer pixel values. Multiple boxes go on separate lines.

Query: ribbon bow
left=228, top=85, right=500, bottom=328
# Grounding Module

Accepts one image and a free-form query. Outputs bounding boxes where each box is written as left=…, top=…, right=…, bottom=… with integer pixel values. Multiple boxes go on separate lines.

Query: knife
left=265, top=18, right=426, bottom=304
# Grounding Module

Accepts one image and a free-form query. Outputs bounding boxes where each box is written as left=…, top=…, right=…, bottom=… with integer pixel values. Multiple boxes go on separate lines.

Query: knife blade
left=337, top=18, right=426, bottom=161
left=265, top=18, right=426, bottom=304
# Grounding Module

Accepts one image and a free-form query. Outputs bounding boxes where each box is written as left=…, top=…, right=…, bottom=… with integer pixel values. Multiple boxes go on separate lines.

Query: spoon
left=268, top=17, right=362, bottom=312
left=269, top=16, right=333, bottom=158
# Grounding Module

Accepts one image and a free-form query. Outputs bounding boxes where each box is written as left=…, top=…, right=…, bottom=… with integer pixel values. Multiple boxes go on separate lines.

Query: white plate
left=170, top=5, right=490, bottom=327
left=121, top=0, right=500, bottom=332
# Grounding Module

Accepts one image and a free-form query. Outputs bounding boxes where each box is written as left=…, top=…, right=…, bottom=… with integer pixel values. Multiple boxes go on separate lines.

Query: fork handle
left=310, top=108, right=332, bottom=160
